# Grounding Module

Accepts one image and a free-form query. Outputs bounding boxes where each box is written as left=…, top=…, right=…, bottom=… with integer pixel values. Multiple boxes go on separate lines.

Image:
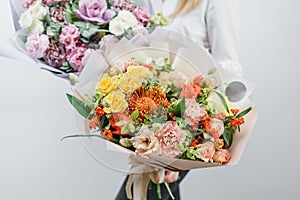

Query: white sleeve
left=206, top=0, right=243, bottom=76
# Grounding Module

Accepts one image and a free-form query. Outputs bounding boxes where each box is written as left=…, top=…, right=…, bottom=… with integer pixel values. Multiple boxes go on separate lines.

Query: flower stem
left=156, top=184, right=162, bottom=199
left=164, top=182, right=175, bottom=200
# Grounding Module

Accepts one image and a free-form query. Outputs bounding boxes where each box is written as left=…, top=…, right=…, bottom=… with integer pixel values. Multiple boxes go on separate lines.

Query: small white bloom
left=144, top=57, right=153, bottom=64
left=29, top=1, right=47, bottom=20
left=155, top=57, right=165, bottom=67
left=19, top=11, right=33, bottom=29
left=109, top=18, right=125, bottom=36
left=29, top=20, right=45, bottom=34
left=117, top=10, right=138, bottom=29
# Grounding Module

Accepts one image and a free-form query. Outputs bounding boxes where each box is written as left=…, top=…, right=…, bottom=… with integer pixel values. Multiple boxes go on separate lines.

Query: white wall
left=0, top=0, right=299, bottom=199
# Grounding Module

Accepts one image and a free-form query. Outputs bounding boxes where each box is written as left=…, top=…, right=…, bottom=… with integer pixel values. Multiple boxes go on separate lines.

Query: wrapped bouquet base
left=67, top=30, right=257, bottom=200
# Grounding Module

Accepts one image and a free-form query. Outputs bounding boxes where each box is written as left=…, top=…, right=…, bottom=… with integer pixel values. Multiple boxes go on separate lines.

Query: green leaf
left=236, top=107, right=252, bottom=118
left=130, top=110, right=139, bottom=121
left=223, top=127, right=234, bottom=148
left=215, top=91, right=230, bottom=113
left=116, top=120, right=129, bottom=126
left=171, top=98, right=186, bottom=117
left=66, top=94, right=92, bottom=119
left=121, top=125, right=129, bottom=135
left=61, top=134, right=102, bottom=141
left=129, top=123, right=135, bottom=133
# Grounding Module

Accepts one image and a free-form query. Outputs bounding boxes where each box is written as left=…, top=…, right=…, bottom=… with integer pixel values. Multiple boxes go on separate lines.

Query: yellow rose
left=97, top=76, right=118, bottom=95
left=126, top=65, right=152, bottom=79
left=103, top=91, right=128, bottom=113
left=119, top=74, right=143, bottom=93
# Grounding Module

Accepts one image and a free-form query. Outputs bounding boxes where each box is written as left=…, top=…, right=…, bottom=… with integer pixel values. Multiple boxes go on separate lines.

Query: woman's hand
left=164, top=171, right=179, bottom=183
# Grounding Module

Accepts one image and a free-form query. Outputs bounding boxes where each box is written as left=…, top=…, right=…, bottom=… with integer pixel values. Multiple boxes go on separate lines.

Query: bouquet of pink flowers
left=15, top=0, right=168, bottom=75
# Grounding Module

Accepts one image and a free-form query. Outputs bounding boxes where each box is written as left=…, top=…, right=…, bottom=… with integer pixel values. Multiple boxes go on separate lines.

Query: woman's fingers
left=164, top=171, right=179, bottom=183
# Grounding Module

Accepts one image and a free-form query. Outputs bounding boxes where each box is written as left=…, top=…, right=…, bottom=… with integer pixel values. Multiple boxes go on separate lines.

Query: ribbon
left=125, top=155, right=165, bottom=200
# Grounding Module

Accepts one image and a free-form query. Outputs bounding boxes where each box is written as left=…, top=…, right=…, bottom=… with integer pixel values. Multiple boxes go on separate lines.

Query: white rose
left=109, top=18, right=125, bottom=36
left=29, top=1, right=47, bottom=20
left=29, top=20, right=45, bottom=34
left=117, top=10, right=138, bottom=29
left=19, top=11, right=33, bottom=29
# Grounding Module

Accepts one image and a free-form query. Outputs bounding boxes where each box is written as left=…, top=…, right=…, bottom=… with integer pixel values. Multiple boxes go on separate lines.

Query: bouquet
left=12, top=0, right=168, bottom=77
left=64, top=32, right=257, bottom=199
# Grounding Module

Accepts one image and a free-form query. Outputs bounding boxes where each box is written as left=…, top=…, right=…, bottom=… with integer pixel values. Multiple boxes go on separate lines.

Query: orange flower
left=231, top=108, right=239, bottom=115
left=103, top=129, right=113, bottom=140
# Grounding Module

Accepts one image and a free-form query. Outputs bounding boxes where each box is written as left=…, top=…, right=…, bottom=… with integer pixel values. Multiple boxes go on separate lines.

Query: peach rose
left=204, top=118, right=224, bottom=141
left=197, top=141, right=215, bottom=163
left=214, top=139, right=224, bottom=149
left=193, top=75, right=204, bottom=86
left=213, top=149, right=231, bottom=164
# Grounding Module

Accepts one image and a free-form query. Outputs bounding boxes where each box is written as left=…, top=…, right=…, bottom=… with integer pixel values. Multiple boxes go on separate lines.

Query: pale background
left=0, top=0, right=299, bottom=199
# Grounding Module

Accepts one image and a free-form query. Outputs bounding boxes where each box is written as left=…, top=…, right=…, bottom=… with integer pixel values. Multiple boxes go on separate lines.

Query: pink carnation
left=42, top=0, right=71, bottom=6
left=155, top=121, right=186, bottom=158
left=183, top=99, right=207, bottom=126
left=59, top=24, right=81, bottom=50
left=25, top=33, right=49, bottom=59
left=22, top=0, right=35, bottom=8
left=132, top=7, right=151, bottom=26
left=66, top=44, right=89, bottom=72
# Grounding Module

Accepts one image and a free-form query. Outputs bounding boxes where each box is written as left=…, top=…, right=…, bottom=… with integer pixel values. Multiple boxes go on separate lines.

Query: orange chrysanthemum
left=128, top=86, right=168, bottom=122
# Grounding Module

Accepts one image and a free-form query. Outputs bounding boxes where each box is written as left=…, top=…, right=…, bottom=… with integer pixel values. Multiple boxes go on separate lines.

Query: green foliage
left=66, top=94, right=92, bottom=119
left=236, top=107, right=252, bottom=118
left=171, top=98, right=185, bottom=117
left=215, top=91, right=230, bottom=113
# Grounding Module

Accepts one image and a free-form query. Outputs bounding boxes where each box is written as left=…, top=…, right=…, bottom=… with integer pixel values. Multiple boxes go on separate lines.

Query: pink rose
left=22, top=0, right=34, bottom=8
left=66, top=44, right=88, bottom=72
left=204, top=118, right=224, bottom=141
left=59, top=24, right=81, bottom=50
left=133, top=7, right=151, bottom=26
left=213, top=149, right=231, bottom=164
left=197, top=141, right=215, bottom=163
left=193, top=75, right=204, bottom=86
left=155, top=121, right=186, bottom=158
left=25, top=33, right=49, bottom=59
left=170, top=71, right=188, bottom=88
left=76, top=0, right=116, bottom=24
left=179, top=83, right=201, bottom=99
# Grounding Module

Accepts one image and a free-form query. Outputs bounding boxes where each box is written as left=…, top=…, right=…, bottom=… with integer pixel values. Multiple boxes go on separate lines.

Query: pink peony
left=179, top=83, right=202, bottom=99
left=22, top=0, right=35, bottom=8
left=197, top=141, right=215, bottom=163
left=59, top=24, right=81, bottom=50
left=213, top=149, right=231, bottom=164
left=25, top=33, right=49, bottom=59
left=155, top=121, right=186, bottom=158
left=204, top=118, right=224, bottom=141
left=66, top=44, right=88, bottom=72
left=76, top=0, right=116, bottom=24
left=132, top=7, right=151, bottom=26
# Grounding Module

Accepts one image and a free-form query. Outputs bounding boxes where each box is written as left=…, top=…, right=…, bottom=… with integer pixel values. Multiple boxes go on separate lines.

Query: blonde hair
left=169, top=0, right=202, bottom=18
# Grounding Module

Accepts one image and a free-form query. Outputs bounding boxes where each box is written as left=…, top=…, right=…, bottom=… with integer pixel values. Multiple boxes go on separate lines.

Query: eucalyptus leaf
left=116, top=120, right=129, bottom=126
left=66, top=94, right=92, bottom=119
